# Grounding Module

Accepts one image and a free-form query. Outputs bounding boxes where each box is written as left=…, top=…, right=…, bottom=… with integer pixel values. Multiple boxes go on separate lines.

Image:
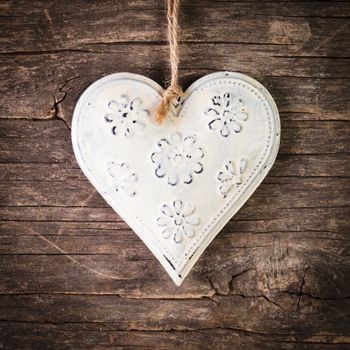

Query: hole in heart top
left=72, top=71, right=280, bottom=286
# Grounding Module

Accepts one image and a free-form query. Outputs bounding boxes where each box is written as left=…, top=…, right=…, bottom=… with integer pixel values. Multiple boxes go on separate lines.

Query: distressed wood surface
left=0, top=1, right=350, bottom=349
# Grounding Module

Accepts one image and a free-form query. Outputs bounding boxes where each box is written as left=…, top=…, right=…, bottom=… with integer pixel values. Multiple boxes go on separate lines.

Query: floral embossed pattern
left=205, top=92, right=248, bottom=137
left=217, top=158, right=248, bottom=197
left=107, top=161, right=137, bottom=197
left=151, top=133, right=204, bottom=186
left=156, top=200, right=200, bottom=244
left=104, top=94, right=149, bottom=137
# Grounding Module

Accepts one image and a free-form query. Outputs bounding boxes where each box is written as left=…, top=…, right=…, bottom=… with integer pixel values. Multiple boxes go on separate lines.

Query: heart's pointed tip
left=171, top=274, right=185, bottom=287
left=174, top=279, right=184, bottom=287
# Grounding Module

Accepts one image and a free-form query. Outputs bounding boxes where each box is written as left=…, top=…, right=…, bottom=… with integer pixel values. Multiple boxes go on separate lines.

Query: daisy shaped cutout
left=104, top=94, right=149, bottom=137
left=156, top=200, right=200, bottom=244
left=107, top=161, right=137, bottom=197
left=151, top=132, right=204, bottom=186
left=217, top=158, right=248, bottom=197
left=205, top=92, right=248, bottom=137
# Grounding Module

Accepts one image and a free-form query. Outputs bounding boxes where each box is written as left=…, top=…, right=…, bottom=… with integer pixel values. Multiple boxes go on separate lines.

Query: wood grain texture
left=0, top=1, right=349, bottom=349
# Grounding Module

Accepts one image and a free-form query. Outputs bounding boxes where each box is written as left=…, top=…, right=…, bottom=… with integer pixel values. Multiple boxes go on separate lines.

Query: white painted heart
left=72, top=71, right=280, bottom=285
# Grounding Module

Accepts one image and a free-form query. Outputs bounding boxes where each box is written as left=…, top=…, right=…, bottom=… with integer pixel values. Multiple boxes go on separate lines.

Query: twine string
left=155, top=0, right=183, bottom=123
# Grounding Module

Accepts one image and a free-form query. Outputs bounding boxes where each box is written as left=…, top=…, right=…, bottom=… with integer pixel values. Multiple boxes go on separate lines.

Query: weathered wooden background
left=1, top=1, right=350, bottom=349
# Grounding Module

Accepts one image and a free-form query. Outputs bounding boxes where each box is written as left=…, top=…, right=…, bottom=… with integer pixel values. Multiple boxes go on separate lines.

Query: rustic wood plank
left=1, top=325, right=349, bottom=350
left=0, top=294, right=349, bottom=336
left=0, top=229, right=348, bottom=297
left=1, top=1, right=349, bottom=52
left=1, top=53, right=350, bottom=123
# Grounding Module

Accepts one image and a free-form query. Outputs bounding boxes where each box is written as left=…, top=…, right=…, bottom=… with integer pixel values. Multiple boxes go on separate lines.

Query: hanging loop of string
left=155, top=0, right=183, bottom=124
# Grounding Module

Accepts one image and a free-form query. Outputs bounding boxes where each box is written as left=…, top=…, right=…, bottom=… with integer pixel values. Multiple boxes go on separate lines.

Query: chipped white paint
left=72, top=72, right=280, bottom=285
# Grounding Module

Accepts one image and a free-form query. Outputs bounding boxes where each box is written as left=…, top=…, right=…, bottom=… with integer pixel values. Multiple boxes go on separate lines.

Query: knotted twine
left=155, top=0, right=183, bottom=123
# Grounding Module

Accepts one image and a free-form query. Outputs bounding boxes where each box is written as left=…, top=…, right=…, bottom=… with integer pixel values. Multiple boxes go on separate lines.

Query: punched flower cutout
left=104, top=94, right=149, bottom=137
left=205, top=92, right=248, bottom=137
left=157, top=200, right=200, bottom=244
left=151, top=132, right=204, bottom=186
left=107, top=161, right=137, bottom=197
left=217, top=158, right=248, bottom=197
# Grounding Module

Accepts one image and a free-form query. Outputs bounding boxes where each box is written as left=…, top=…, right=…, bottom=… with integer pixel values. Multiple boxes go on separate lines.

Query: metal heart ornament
left=72, top=72, right=280, bottom=285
